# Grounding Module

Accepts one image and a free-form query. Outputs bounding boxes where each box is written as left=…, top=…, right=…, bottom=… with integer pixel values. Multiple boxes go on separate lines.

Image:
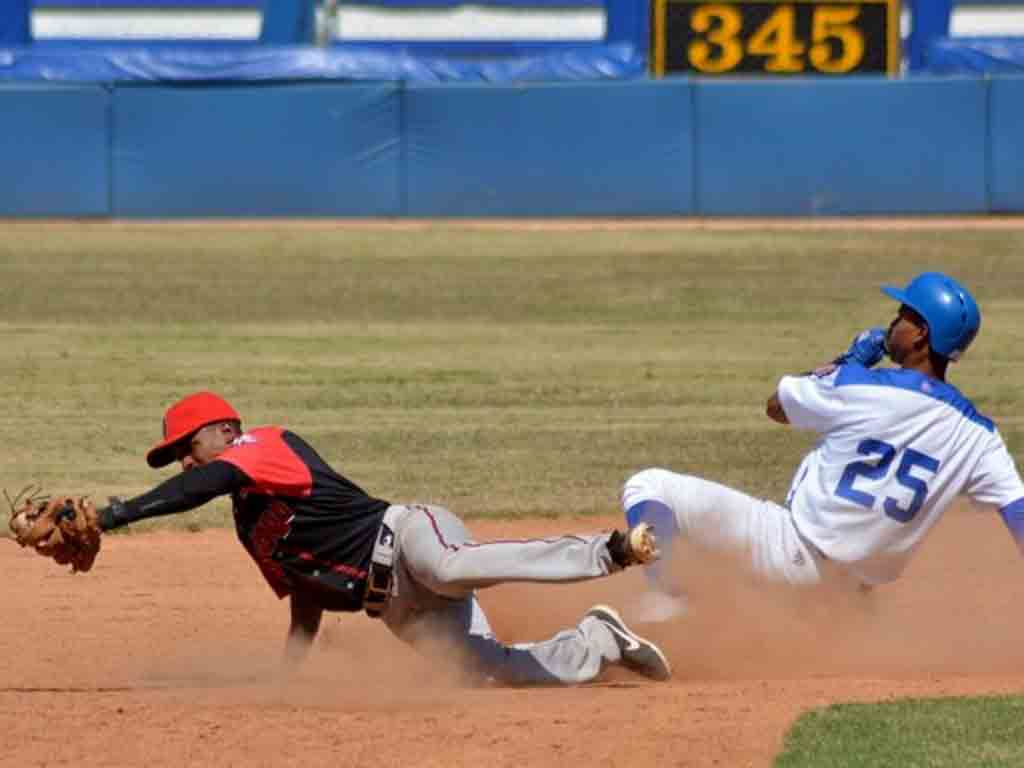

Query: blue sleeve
left=998, top=498, right=1024, bottom=552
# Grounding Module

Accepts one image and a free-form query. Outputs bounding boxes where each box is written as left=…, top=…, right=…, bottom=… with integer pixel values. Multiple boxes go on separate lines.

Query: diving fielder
left=80, top=392, right=670, bottom=685
left=623, top=271, right=1024, bottom=620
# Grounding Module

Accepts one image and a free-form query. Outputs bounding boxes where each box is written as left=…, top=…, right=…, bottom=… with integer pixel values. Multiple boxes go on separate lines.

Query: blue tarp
left=0, top=0, right=29, bottom=44
left=923, top=37, right=1024, bottom=74
left=4, top=0, right=647, bottom=81
left=35, top=0, right=602, bottom=6
left=0, top=42, right=645, bottom=82
left=904, top=0, right=952, bottom=71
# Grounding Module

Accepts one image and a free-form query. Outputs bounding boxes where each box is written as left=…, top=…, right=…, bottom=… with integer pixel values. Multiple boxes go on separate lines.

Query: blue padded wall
left=4, top=77, right=1023, bottom=217
left=989, top=77, right=1024, bottom=212
left=112, top=84, right=401, bottom=217
left=0, top=85, right=109, bottom=216
left=404, top=80, right=694, bottom=217
left=694, top=78, right=989, bottom=215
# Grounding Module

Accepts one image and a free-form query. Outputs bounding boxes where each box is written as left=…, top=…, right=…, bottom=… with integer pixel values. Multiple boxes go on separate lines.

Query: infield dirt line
left=4, top=216, right=1024, bottom=231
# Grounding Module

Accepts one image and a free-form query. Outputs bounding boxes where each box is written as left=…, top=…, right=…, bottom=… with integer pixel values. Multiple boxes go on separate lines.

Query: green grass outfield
left=2, top=220, right=1024, bottom=761
left=775, top=695, right=1024, bottom=767
left=1, top=221, right=1022, bottom=528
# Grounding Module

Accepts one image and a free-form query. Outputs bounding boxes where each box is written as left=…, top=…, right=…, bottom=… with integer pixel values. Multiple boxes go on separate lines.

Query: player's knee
left=622, top=468, right=685, bottom=536
left=622, top=468, right=670, bottom=506
left=423, top=553, right=474, bottom=597
left=623, top=467, right=686, bottom=513
left=625, top=499, right=679, bottom=538
left=431, top=569, right=467, bottom=594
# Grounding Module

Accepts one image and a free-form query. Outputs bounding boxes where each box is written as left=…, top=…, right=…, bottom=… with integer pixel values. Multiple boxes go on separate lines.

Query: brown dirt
left=3, top=507, right=1023, bottom=768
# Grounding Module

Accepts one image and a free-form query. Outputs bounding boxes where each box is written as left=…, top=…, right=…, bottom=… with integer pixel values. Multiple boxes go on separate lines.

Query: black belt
left=364, top=559, right=392, bottom=618
left=364, top=510, right=399, bottom=618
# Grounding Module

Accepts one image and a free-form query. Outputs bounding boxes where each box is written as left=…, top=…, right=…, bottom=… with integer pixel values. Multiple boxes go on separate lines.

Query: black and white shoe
left=586, top=604, right=672, bottom=681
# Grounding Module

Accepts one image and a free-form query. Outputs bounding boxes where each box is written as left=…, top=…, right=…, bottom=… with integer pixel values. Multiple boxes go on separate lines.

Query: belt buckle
left=365, top=517, right=397, bottom=618
left=364, top=563, right=392, bottom=617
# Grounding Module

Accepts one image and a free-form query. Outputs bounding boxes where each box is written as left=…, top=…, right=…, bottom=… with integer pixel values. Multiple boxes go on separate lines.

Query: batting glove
left=834, top=327, right=888, bottom=368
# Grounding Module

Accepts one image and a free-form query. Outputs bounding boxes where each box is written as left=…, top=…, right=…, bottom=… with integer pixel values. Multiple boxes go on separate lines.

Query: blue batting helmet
left=881, top=272, right=981, bottom=361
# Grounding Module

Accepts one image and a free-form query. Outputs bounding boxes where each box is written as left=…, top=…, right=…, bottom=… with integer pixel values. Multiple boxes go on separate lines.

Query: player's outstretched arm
left=98, top=460, right=247, bottom=531
left=284, top=591, right=323, bottom=669
left=7, top=462, right=248, bottom=572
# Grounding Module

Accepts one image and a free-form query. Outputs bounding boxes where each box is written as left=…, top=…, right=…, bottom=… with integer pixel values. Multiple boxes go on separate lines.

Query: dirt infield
left=3, top=508, right=1023, bottom=768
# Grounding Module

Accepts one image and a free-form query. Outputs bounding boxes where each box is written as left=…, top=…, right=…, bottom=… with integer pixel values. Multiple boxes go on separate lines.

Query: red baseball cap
left=146, top=391, right=241, bottom=468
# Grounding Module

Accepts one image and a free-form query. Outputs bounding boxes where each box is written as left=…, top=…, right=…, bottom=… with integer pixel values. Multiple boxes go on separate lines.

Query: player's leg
left=387, top=591, right=670, bottom=685
left=623, top=492, right=687, bottom=621
left=393, top=503, right=653, bottom=600
left=623, top=467, right=822, bottom=588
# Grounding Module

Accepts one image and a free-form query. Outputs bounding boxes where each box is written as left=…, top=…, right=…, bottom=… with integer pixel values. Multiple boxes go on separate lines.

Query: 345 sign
left=651, top=0, right=901, bottom=76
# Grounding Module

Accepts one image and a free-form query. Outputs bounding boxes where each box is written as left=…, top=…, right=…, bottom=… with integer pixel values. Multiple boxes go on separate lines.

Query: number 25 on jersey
left=835, top=439, right=941, bottom=523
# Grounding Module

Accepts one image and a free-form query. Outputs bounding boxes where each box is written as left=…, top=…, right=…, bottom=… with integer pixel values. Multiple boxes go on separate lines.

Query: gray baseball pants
left=379, top=503, right=627, bottom=685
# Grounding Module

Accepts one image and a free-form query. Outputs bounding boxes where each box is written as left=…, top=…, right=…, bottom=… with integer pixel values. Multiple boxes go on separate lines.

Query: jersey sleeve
left=966, top=433, right=1024, bottom=552
left=966, top=434, right=1024, bottom=510
left=217, top=427, right=313, bottom=498
left=776, top=366, right=846, bottom=433
left=101, top=459, right=249, bottom=530
left=970, top=437, right=1024, bottom=555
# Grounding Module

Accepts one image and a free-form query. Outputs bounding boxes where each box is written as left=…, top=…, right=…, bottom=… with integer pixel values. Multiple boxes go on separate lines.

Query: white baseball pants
left=379, top=503, right=628, bottom=685
left=622, top=468, right=826, bottom=587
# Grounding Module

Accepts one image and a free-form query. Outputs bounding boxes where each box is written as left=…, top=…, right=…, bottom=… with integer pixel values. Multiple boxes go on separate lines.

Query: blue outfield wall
left=404, top=80, right=693, bottom=217
left=989, top=77, right=1024, bottom=213
left=0, top=77, right=1020, bottom=217
left=693, top=78, right=988, bottom=216
left=0, top=84, right=109, bottom=216
left=113, top=84, right=402, bottom=217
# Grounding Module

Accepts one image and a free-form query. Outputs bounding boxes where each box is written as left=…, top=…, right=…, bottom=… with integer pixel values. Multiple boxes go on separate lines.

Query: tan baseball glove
left=7, top=487, right=102, bottom=573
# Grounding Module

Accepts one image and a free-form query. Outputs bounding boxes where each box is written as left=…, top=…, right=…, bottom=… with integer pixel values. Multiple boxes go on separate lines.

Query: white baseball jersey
left=778, top=361, right=1024, bottom=585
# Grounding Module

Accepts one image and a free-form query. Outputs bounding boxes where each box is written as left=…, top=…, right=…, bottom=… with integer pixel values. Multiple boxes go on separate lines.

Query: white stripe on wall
left=32, top=9, right=262, bottom=39
left=29, top=6, right=1024, bottom=42
left=950, top=6, right=1024, bottom=35
left=331, top=7, right=605, bottom=40
left=30, top=7, right=607, bottom=41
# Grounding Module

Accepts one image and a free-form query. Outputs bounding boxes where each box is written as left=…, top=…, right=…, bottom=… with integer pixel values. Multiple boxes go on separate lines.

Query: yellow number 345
left=689, top=4, right=865, bottom=74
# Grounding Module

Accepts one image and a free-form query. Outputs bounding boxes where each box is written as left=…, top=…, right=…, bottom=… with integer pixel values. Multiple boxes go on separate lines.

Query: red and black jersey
left=217, top=427, right=390, bottom=609
left=104, top=427, right=390, bottom=612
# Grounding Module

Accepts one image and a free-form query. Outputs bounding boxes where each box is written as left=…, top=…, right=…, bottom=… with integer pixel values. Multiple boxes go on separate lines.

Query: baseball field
left=3, top=219, right=1024, bottom=767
